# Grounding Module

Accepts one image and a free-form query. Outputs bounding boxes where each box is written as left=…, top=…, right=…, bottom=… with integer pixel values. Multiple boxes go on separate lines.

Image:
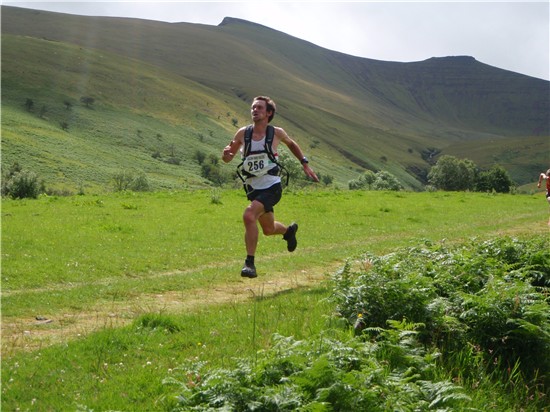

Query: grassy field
left=1, top=189, right=549, bottom=410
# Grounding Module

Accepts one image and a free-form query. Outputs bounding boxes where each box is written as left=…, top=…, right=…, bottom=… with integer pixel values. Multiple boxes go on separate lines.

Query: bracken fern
left=330, top=235, right=550, bottom=404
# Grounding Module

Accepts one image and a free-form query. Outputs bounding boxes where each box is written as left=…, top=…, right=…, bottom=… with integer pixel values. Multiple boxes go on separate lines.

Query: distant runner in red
left=537, top=169, right=550, bottom=200
left=537, top=168, right=550, bottom=225
left=222, top=96, right=318, bottom=278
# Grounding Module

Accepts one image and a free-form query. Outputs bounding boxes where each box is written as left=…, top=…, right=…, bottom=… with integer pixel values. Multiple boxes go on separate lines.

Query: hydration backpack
left=236, top=125, right=289, bottom=186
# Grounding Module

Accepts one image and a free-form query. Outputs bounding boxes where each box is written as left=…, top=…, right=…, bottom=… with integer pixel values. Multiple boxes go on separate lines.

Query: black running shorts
left=246, top=183, right=282, bottom=213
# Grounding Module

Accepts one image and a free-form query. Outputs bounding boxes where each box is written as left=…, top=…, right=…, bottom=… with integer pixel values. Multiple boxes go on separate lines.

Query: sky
left=4, top=1, right=549, bottom=81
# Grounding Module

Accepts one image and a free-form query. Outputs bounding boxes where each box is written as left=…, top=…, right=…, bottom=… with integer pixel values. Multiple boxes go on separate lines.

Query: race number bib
left=243, top=153, right=272, bottom=176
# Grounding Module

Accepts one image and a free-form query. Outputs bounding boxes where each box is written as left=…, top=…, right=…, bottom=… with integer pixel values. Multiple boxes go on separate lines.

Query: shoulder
left=234, top=126, right=250, bottom=142
left=272, top=126, right=290, bottom=142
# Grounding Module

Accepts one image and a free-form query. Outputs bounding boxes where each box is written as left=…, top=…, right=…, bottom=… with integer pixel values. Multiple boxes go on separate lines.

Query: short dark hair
left=253, top=96, right=276, bottom=122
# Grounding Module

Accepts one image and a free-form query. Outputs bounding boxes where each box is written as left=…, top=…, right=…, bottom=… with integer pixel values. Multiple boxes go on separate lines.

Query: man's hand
left=222, top=146, right=234, bottom=163
left=303, top=164, right=319, bottom=182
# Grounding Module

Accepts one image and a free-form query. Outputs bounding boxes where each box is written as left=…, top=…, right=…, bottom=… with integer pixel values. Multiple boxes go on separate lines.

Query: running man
left=222, top=96, right=318, bottom=278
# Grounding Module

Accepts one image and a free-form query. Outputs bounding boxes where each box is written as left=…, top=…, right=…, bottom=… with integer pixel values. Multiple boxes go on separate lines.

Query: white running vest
left=242, top=136, right=281, bottom=190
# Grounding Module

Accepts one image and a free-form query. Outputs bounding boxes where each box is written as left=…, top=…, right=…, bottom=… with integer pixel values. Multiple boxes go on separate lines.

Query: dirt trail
left=1, top=268, right=329, bottom=355
left=5, top=224, right=542, bottom=355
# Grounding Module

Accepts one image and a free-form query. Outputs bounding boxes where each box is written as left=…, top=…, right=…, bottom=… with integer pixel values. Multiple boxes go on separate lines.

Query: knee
left=261, top=224, right=276, bottom=236
left=243, top=208, right=256, bottom=226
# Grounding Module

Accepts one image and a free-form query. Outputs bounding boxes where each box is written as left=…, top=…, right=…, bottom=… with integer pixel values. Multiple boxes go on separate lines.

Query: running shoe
left=283, top=222, right=298, bottom=252
left=241, top=262, right=257, bottom=278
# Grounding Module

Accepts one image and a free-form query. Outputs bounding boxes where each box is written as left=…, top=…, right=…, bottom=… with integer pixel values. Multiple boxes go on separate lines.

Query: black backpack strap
left=243, top=125, right=254, bottom=157
left=264, top=125, right=290, bottom=187
left=236, top=125, right=254, bottom=184
left=264, top=125, right=275, bottom=161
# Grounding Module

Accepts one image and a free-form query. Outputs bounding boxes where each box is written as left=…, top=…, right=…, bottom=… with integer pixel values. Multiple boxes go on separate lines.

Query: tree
left=476, top=165, right=514, bottom=193
left=320, top=173, right=334, bottom=186
left=372, top=170, right=402, bottom=191
left=24, top=98, right=34, bottom=112
left=80, top=96, right=95, bottom=108
left=428, top=155, right=477, bottom=191
left=277, top=150, right=303, bottom=183
left=349, top=170, right=376, bottom=190
left=349, top=170, right=402, bottom=191
left=195, top=150, right=207, bottom=165
left=39, top=105, right=47, bottom=119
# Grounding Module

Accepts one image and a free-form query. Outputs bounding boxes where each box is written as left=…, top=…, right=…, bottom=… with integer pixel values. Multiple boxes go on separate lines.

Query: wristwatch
left=300, top=157, right=309, bottom=165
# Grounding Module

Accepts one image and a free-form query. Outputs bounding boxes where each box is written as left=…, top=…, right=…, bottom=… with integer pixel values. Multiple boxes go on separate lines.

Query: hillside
left=1, top=6, right=548, bottom=191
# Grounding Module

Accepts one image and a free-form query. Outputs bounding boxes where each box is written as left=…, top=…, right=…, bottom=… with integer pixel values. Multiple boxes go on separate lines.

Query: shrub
left=201, top=154, right=230, bottom=186
left=111, top=170, right=150, bottom=192
left=1, top=163, right=43, bottom=199
left=349, top=170, right=402, bottom=191
left=135, top=313, right=182, bottom=333
left=163, top=236, right=547, bottom=411
left=210, top=188, right=223, bottom=204
left=129, top=172, right=150, bottom=192
left=195, top=150, right=206, bottom=165
left=320, top=173, right=334, bottom=186
left=166, top=330, right=471, bottom=411
left=330, top=236, right=550, bottom=389
left=372, top=170, right=402, bottom=191
left=277, top=150, right=303, bottom=184
left=165, top=157, right=181, bottom=165
left=348, top=170, right=376, bottom=190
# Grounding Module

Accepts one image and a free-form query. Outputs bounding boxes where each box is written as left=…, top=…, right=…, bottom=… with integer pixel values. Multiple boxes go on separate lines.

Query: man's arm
left=277, top=128, right=319, bottom=182
left=222, top=129, right=244, bottom=163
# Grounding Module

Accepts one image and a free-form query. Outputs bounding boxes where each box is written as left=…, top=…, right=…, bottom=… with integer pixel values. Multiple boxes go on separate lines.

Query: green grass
left=2, top=287, right=336, bottom=411
left=1, top=190, right=549, bottom=410
left=2, top=190, right=546, bottom=316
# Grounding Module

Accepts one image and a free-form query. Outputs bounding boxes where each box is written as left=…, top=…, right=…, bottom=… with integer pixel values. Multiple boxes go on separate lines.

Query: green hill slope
left=2, top=6, right=548, bottom=191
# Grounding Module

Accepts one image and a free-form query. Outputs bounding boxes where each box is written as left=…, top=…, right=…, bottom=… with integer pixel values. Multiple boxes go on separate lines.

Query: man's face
left=251, top=99, right=268, bottom=122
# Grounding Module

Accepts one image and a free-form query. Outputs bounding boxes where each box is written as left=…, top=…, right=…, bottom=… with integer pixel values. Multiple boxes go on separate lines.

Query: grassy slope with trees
left=1, top=6, right=549, bottom=193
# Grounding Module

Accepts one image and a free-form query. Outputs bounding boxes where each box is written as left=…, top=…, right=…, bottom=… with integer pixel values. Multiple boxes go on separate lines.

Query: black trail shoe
left=283, top=223, right=298, bottom=252
left=241, top=262, right=257, bottom=278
